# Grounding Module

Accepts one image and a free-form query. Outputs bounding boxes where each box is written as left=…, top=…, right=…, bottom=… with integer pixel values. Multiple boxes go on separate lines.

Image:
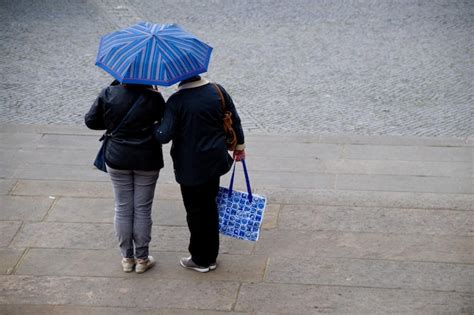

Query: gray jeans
left=107, top=166, right=159, bottom=259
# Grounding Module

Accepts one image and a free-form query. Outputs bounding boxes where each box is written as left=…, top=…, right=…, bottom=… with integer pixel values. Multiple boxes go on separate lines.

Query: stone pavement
left=0, top=124, right=473, bottom=314
left=1, top=0, right=473, bottom=136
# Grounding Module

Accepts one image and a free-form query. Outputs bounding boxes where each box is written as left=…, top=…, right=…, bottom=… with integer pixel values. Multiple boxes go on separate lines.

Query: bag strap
left=212, top=83, right=226, bottom=112
left=212, top=83, right=238, bottom=151
left=99, top=94, right=145, bottom=141
left=228, top=160, right=253, bottom=203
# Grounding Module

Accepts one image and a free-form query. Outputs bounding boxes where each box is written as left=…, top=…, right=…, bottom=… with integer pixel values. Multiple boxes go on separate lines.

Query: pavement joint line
left=11, top=167, right=474, bottom=178
left=7, top=180, right=19, bottom=195
left=261, top=280, right=474, bottom=294
left=271, top=227, right=474, bottom=238
left=6, top=221, right=25, bottom=249
left=4, top=274, right=248, bottom=287
left=333, top=188, right=473, bottom=196
left=20, top=247, right=266, bottom=258
left=341, top=143, right=347, bottom=159
left=40, top=196, right=59, bottom=222
left=278, top=204, right=474, bottom=212
left=17, top=247, right=474, bottom=266
left=264, top=255, right=474, bottom=267
left=230, top=282, right=243, bottom=312
left=274, top=204, right=283, bottom=229
left=262, top=256, right=271, bottom=282
left=260, top=201, right=474, bottom=210
left=9, top=247, right=30, bottom=275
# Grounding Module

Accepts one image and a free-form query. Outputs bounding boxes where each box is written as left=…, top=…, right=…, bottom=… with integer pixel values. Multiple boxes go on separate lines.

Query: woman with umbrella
left=85, top=22, right=182, bottom=274
left=154, top=75, right=245, bottom=273
left=85, top=80, right=165, bottom=274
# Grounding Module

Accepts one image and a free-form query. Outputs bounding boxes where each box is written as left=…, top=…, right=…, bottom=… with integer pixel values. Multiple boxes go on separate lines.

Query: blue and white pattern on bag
left=216, top=187, right=266, bottom=241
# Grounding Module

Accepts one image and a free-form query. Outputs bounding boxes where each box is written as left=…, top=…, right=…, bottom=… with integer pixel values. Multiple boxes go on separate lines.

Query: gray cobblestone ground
left=1, top=0, right=473, bottom=136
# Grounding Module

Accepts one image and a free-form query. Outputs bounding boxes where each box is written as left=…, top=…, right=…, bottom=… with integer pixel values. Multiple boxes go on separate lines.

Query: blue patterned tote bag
left=216, top=160, right=267, bottom=241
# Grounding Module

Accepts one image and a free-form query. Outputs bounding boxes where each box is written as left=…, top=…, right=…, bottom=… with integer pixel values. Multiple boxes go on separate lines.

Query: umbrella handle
left=228, top=160, right=253, bottom=203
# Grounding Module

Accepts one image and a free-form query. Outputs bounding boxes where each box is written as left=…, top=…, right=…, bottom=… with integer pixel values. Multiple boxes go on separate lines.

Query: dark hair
left=123, top=83, right=153, bottom=90
left=179, top=75, right=201, bottom=86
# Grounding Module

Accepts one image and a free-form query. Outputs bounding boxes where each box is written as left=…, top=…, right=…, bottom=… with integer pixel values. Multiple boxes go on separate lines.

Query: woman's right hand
left=233, top=149, right=245, bottom=161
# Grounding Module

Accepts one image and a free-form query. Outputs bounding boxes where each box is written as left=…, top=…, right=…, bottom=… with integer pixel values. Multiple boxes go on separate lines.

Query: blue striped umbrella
left=95, top=22, right=213, bottom=86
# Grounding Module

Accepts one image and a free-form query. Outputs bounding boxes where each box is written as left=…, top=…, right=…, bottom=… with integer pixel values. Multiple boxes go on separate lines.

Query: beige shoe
left=136, top=256, right=155, bottom=274
left=122, top=257, right=135, bottom=273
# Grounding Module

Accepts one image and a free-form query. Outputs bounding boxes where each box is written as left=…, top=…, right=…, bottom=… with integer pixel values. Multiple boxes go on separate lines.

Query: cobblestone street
left=1, top=0, right=473, bottom=136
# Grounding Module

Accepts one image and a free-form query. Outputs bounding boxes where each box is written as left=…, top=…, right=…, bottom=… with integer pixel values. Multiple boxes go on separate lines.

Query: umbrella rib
left=158, top=39, right=192, bottom=74
left=110, top=37, right=150, bottom=76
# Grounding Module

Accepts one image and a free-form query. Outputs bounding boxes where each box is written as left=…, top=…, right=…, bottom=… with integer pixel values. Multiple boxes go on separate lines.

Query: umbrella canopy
left=95, top=22, right=213, bottom=86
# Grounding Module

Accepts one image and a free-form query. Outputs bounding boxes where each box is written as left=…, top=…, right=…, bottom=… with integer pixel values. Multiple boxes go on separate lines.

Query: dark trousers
left=180, top=177, right=220, bottom=267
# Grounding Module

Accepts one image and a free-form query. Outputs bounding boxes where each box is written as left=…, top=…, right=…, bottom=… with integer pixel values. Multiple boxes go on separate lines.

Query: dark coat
left=85, top=83, right=165, bottom=171
left=154, top=81, right=244, bottom=185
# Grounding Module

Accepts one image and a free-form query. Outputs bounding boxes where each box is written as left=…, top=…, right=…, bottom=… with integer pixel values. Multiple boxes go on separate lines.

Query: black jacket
left=154, top=81, right=244, bottom=185
left=85, top=83, right=165, bottom=171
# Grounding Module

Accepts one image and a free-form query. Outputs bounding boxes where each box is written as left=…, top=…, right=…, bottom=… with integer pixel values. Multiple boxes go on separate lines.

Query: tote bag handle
left=228, top=160, right=253, bottom=203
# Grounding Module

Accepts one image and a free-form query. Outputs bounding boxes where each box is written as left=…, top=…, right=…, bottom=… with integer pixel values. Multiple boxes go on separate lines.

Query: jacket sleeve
left=218, top=84, right=245, bottom=148
left=84, top=88, right=107, bottom=130
left=150, top=91, right=166, bottom=122
left=154, top=95, right=177, bottom=144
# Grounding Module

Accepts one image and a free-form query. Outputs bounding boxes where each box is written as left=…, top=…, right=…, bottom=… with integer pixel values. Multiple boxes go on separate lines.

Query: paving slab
left=329, top=159, right=472, bottom=178
left=0, top=275, right=240, bottom=311
left=0, top=180, right=16, bottom=195
left=10, top=222, right=115, bottom=249
left=265, top=256, right=474, bottom=293
left=337, top=174, right=472, bottom=194
left=278, top=205, right=474, bottom=236
left=263, top=188, right=474, bottom=210
left=46, top=197, right=187, bottom=226
left=11, top=180, right=182, bottom=199
left=0, top=133, right=41, bottom=149
left=0, top=249, right=24, bottom=275
left=229, top=170, right=335, bottom=190
left=11, top=179, right=113, bottom=198
left=0, top=304, right=250, bottom=315
left=1, top=147, right=95, bottom=166
left=12, top=163, right=109, bottom=182
left=16, top=248, right=267, bottom=282
left=344, top=144, right=472, bottom=162
left=318, top=133, right=472, bottom=147
left=0, top=162, right=17, bottom=178
left=0, top=196, right=53, bottom=221
left=260, top=203, right=280, bottom=229
left=248, top=142, right=343, bottom=159
left=255, top=230, right=474, bottom=264
left=0, top=222, right=22, bottom=248
left=249, top=156, right=472, bottom=177
left=153, top=199, right=187, bottom=226
left=35, top=125, right=102, bottom=136
left=46, top=197, right=114, bottom=223
left=235, top=283, right=474, bottom=314
left=151, top=226, right=255, bottom=255
left=0, top=124, right=39, bottom=134
left=36, top=134, right=101, bottom=150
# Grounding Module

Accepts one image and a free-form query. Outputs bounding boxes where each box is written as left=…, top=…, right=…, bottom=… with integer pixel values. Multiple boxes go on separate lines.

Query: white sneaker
left=122, top=257, right=135, bottom=273
left=135, top=256, right=155, bottom=274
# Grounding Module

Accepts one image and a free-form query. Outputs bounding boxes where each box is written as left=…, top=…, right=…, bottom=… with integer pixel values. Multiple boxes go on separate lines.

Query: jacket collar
left=178, top=78, right=210, bottom=91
